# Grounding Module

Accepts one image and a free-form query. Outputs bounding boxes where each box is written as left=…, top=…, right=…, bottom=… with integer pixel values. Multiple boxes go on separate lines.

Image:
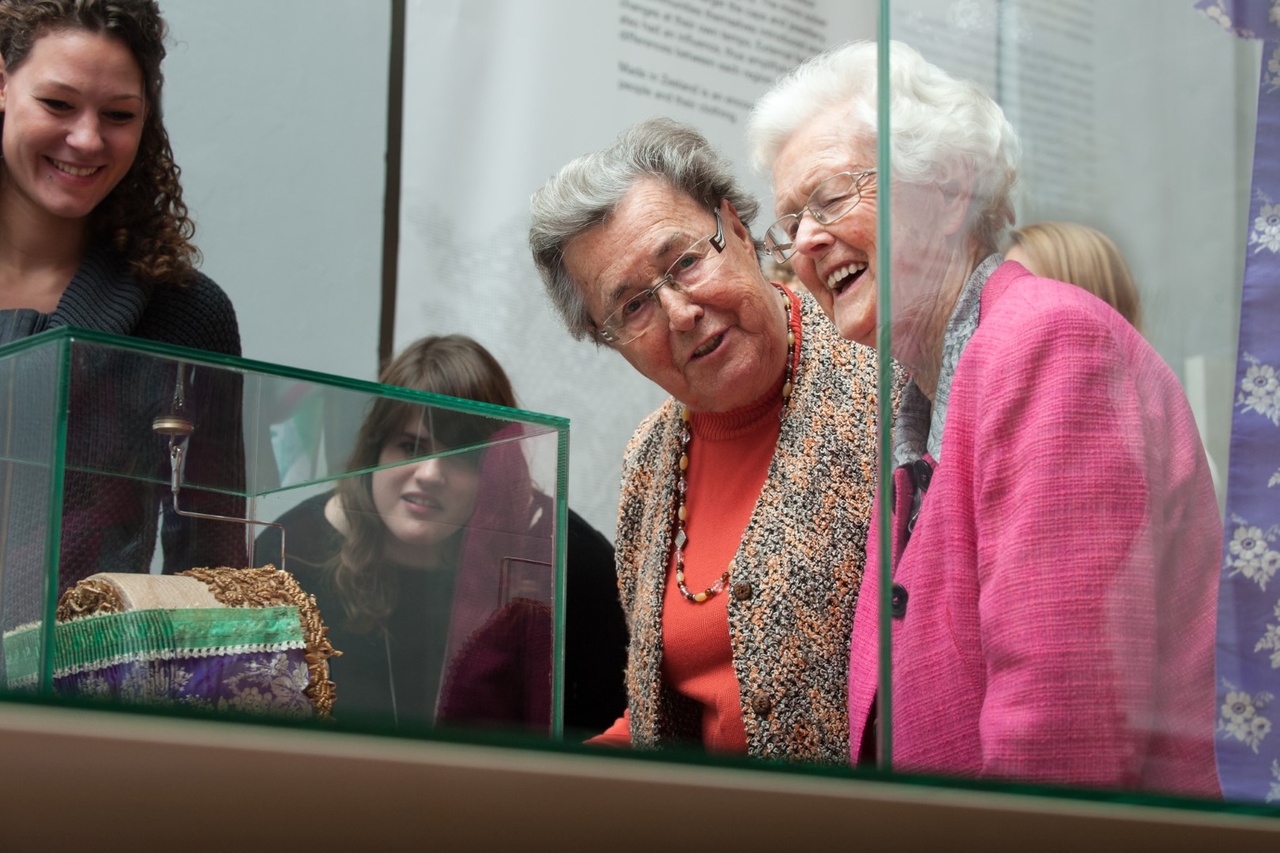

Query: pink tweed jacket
left=848, top=262, right=1221, bottom=796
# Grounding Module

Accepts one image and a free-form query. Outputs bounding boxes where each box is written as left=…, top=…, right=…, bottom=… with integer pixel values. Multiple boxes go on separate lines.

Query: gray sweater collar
left=0, top=243, right=149, bottom=346
left=893, top=253, right=1003, bottom=467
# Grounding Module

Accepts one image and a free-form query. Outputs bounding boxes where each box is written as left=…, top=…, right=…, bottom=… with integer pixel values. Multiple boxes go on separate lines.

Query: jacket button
left=891, top=583, right=908, bottom=619
left=911, top=458, right=933, bottom=491
left=732, top=581, right=752, bottom=600
left=751, top=694, right=772, bottom=715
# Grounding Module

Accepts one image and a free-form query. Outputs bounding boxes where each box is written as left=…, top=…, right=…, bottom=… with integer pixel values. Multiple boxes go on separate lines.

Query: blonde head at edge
left=1005, top=221, right=1143, bottom=333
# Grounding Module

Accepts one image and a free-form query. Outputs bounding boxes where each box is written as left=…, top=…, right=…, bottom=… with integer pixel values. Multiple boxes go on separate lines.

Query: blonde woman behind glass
left=1005, top=221, right=1143, bottom=332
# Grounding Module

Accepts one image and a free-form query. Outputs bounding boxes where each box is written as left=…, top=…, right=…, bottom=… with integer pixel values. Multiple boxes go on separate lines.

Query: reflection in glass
left=0, top=329, right=564, bottom=739
left=750, top=32, right=1224, bottom=797
left=252, top=339, right=561, bottom=734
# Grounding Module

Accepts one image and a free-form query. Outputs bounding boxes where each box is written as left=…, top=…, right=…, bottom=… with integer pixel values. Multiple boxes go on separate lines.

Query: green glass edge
left=552, top=423, right=569, bottom=740
left=3, top=681, right=1276, bottom=823
left=38, top=335, right=72, bottom=697
left=0, top=326, right=570, bottom=500
left=0, top=326, right=569, bottom=433
left=39, top=429, right=546, bottom=502
left=875, top=0, right=894, bottom=772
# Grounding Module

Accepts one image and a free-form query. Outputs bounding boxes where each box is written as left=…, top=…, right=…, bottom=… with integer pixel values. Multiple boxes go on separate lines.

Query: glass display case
left=0, top=327, right=568, bottom=737
left=867, top=0, right=1279, bottom=811
left=2, top=1, right=1280, bottom=841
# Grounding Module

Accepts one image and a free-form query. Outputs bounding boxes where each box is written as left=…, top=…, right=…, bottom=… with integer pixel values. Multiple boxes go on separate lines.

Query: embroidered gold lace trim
left=56, top=577, right=126, bottom=622
left=180, top=565, right=340, bottom=718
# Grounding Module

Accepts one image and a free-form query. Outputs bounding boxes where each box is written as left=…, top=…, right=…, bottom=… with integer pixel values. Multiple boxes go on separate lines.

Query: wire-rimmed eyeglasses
left=764, top=170, right=876, bottom=264
left=596, top=209, right=726, bottom=346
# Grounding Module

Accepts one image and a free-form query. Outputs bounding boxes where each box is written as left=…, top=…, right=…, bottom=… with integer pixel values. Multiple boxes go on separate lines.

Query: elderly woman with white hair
left=747, top=41, right=1221, bottom=795
left=529, top=118, right=894, bottom=762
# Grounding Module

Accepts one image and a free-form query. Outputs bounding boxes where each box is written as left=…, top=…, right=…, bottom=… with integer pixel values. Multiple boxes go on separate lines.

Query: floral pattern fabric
left=1198, top=0, right=1280, bottom=804
left=57, top=649, right=315, bottom=718
left=3, top=605, right=318, bottom=719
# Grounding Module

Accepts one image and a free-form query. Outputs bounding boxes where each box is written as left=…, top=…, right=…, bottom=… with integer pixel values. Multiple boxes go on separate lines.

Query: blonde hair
left=1006, top=222, right=1142, bottom=332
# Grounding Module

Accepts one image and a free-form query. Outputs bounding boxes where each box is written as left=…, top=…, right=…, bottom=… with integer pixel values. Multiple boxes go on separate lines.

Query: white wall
left=395, top=0, right=877, bottom=537
left=161, top=0, right=391, bottom=381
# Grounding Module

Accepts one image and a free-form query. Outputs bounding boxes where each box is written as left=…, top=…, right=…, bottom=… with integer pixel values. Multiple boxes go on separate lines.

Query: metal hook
left=153, top=383, right=286, bottom=572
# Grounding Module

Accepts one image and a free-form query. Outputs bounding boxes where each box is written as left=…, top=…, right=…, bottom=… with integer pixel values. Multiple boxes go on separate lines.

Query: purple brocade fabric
left=55, top=648, right=314, bottom=718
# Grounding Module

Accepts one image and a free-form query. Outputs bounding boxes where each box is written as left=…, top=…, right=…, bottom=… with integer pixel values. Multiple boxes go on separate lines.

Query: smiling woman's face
left=770, top=107, right=879, bottom=347
left=0, top=29, right=146, bottom=224
left=562, top=178, right=790, bottom=413
left=370, top=417, right=481, bottom=565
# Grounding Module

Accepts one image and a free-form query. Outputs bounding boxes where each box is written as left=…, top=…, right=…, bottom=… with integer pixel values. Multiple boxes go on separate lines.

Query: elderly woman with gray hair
left=529, top=118, right=892, bottom=762
left=748, top=41, right=1221, bottom=794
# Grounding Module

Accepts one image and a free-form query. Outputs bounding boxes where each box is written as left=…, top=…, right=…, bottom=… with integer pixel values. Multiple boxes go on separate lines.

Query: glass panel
left=0, top=328, right=565, bottom=739
left=247, top=418, right=563, bottom=737
left=877, top=0, right=1247, bottom=802
left=0, top=336, right=67, bottom=696
left=59, top=338, right=250, bottom=584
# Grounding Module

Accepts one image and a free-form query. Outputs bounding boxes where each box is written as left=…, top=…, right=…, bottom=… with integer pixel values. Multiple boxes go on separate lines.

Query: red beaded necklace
left=672, top=287, right=796, bottom=603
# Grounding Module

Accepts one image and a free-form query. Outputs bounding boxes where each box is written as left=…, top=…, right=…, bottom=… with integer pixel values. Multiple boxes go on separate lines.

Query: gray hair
left=529, top=117, right=761, bottom=341
left=747, top=40, right=1020, bottom=256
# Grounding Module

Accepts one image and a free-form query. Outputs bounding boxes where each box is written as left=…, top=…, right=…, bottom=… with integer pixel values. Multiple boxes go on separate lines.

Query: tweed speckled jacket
left=615, top=289, right=895, bottom=764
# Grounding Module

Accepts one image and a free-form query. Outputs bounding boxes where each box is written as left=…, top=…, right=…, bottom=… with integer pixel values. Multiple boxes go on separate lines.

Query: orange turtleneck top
left=589, top=288, right=800, bottom=753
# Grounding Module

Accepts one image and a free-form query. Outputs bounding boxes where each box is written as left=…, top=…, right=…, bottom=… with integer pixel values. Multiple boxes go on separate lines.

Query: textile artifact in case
left=6, top=566, right=337, bottom=717
left=0, top=328, right=568, bottom=736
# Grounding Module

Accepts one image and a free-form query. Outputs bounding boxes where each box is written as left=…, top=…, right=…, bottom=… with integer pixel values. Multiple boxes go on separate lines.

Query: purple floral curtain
left=1197, top=0, right=1280, bottom=804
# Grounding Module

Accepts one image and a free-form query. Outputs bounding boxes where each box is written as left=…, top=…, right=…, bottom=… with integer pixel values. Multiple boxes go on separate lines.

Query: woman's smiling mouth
left=826, top=262, right=868, bottom=296
left=691, top=332, right=725, bottom=359
left=48, top=157, right=101, bottom=177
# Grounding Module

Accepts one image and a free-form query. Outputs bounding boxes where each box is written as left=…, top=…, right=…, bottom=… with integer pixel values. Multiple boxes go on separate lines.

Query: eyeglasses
left=596, top=209, right=726, bottom=346
left=763, top=170, right=876, bottom=263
